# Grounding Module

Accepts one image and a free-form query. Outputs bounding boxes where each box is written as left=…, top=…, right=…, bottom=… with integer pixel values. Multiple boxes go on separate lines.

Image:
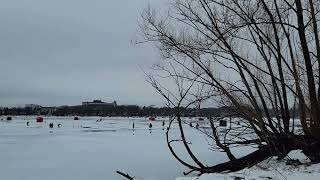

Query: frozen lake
left=0, top=116, right=229, bottom=180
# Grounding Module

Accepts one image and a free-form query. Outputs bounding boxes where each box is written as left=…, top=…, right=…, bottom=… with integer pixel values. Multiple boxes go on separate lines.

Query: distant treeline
left=0, top=105, right=299, bottom=118
left=0, top=105, right=235, bottom=117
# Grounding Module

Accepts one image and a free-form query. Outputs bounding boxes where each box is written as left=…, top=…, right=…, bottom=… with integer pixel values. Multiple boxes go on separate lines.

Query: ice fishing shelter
left=149, top=116, right=156, bottom=121
left=219, top=119, right=227, bottom=127
left=73, top=116, right=80, bottom=128
left=36, top=116, right=44, bottom=123
left=6, top=116, right=12, bottom=121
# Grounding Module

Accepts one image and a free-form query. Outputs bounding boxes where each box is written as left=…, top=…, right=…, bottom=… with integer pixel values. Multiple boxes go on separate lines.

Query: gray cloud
left=0, top=0, right=164, bottom=107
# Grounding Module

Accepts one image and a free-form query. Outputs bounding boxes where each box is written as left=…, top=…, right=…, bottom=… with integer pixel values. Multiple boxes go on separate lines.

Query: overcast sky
left=0, top=0, right=166, bottom=107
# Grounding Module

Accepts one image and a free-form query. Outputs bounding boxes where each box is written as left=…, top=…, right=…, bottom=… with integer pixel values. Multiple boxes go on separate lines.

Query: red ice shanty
left=36, top=116, right=44, bottom=123
left=149, top=116, right=156, bottom=121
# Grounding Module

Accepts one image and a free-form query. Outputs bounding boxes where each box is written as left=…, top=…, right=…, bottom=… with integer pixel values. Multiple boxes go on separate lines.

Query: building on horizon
left=25, top=104, right=41, bottom=109
left=82, top=100, right=117, bottom=108
left=40, top=107, right=57, bottom=115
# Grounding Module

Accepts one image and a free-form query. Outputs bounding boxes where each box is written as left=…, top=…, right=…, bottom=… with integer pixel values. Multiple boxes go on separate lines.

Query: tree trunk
left=201, top=135, right=320, bottom=173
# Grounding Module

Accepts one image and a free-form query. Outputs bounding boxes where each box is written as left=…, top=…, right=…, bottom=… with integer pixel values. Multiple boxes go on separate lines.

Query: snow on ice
left=1, top=116, right=320, bottom=180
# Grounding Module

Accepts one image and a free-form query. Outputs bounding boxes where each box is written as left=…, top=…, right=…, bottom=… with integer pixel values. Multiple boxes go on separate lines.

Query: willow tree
left=140, top=0, right=320, bottom=174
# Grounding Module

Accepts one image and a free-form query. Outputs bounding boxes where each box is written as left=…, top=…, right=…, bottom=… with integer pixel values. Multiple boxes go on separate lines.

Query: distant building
left=0, top=107, right=4, bottom=115
left=82, top=100, right=117, bottom=108
left=40, top=107, right=57, bottom=115
left=25, top=104, right=42, bottom=112
left=25, top=104, right=41, bottom=109
left=80, top=100, right=117, bottom=116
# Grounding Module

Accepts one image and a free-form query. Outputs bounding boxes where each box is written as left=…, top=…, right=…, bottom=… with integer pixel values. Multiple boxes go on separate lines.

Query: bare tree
left=139, top=0, right=320, bottom=175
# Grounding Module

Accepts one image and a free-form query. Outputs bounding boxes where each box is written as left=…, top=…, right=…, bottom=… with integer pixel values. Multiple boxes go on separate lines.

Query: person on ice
left=132, top=122, right=135, bottom=129
left=58, top=124, right=61, bottom=128
left=49, top=123, right=53, bottom=128
left=162, top=121, right=165, bottom=126
left=196, top=123, right=199, bottom=129
left=26, top=121, right=29, bottom=126
left=189, top=122, right=193, bottom=127
left=149, top=123, right=153, bottom=134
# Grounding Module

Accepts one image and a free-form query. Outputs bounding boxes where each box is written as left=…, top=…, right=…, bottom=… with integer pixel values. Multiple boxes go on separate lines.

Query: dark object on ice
left=7, top=116, right=12, bottom=121
left=149, top=116, right=156, bottom=121
left=196, top=123, right=199, bottom=129
left=81, top=126, right=91, bottom=128
left=27, top=121, right=29, bottom=126
left=36, top=116, right=44, bottom=123
left=234, top=177, right=244, bottom=180
left=49, top=123, right=53, bottom=128
left=162, top=121, right=165, bottom=126
left=132, top=122, right=135, bottom=129
left=149, top=123, right=153, bottom=133
left=199, top=117, right=204, bottom=121
left=219, top=120, right=227, bottom=127
left=74, top=117, right=79, bottom=120
left=189, top=122, right=193, bottom=127
left=286, top=159, right=302, bottom=166
left=57, top=124, right=61, bottom=128
left=96, top=118, right=103, bottom=122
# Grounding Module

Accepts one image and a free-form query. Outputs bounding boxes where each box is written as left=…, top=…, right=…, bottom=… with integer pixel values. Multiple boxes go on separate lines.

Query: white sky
left=0, top=0, right=166, bottom=107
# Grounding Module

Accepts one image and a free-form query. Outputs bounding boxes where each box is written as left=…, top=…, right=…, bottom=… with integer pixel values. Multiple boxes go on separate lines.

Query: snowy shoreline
left=175, top=151, right=320, bottom=180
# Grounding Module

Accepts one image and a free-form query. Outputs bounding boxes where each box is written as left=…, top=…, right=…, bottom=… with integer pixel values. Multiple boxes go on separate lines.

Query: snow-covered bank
left=175, top=151, right=320, bottom=180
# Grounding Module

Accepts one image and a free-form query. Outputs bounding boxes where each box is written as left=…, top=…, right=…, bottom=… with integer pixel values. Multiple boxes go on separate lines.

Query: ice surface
left=0, top=116, right=228, bottom=180
left=3, top=116, right=318, bottom=180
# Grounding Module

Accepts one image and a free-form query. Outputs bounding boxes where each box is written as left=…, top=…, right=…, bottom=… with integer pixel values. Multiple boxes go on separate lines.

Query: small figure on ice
left=189, top=122, right=193, bottom=127
left=149, top=123, right=153, bottom=133
left=96, top=118, right=103, bottom=122
left=58, top=123, right=61, bottom=128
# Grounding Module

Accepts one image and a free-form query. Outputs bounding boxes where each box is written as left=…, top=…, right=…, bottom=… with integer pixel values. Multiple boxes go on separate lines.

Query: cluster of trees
left=53, top=105, right=145, bottom=116
left=0, top=105, right=245, bottom=117
left=0, top=104, right=302, bottom=118
left=140, top=0, right=320, bottom=175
